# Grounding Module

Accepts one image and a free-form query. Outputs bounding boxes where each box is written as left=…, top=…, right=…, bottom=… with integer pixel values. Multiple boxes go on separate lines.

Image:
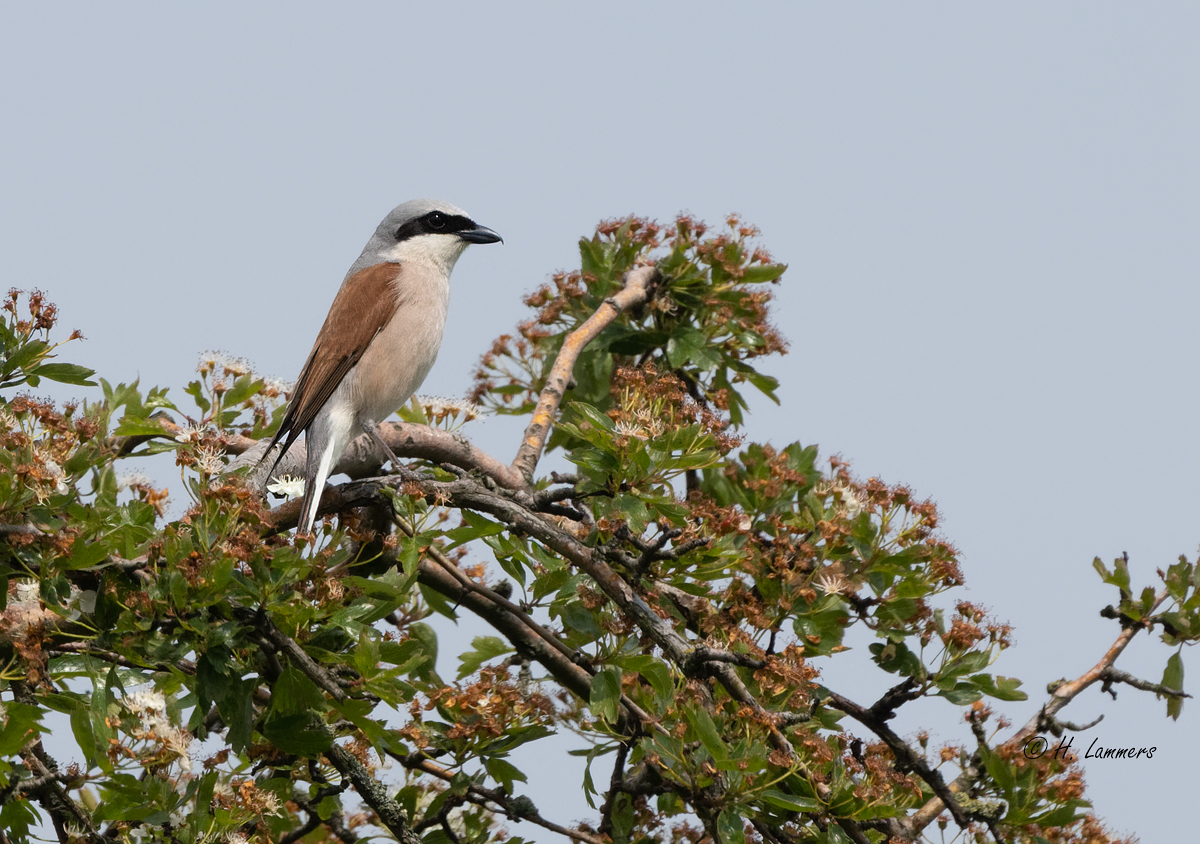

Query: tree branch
left=902, top=589, right=1170, bottom=837
left=10, top=682, right=99, bottom=843
left=511, top=266, right=661, bottom=484
left=325, top=743, right=420, bottom=844
left=394, top=751, right=608, bottom=844
left=1100, top=665, right=1190, bottom=699
left=397, top=514, right=653, bottom=735
left=230, top=420, right=525, bottom=491
left=825, top=689, right=970, bottom=828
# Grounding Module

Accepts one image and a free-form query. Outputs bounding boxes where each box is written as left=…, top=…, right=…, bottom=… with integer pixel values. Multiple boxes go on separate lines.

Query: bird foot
left=362, top=420, right=414, bottom=479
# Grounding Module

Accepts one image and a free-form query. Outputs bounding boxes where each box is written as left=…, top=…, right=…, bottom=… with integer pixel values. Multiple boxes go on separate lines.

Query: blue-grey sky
left=3, top=4, right=1197, bottom=840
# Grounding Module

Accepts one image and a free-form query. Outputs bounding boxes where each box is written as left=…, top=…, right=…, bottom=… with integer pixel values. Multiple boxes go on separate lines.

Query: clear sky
left=2, top=3, right=1197, bottom=840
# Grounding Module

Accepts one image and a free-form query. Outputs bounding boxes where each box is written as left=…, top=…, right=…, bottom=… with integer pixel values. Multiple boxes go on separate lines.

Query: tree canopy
left=0, top=216, right=1191, bottom=844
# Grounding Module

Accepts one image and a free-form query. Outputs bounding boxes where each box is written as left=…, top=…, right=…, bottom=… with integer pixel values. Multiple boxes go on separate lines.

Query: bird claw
left=362, top=419, right=404, bottom=471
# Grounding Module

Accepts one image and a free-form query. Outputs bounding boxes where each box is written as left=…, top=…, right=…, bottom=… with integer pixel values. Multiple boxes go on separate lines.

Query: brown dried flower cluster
left=471, top=212, right=789, bottom=414
left=3, top=287, right=73, bottom=339
left=403, top=667, right=555, bottom=749
left=609, top=364, right=742, bottom=455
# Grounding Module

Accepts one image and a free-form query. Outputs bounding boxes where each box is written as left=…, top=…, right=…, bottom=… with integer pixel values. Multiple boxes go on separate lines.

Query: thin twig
left=825, top=689, right=969, bottom=828
left=392, top=751, right=608, bottom=844
left=1100, top=665, right=1190, bottom=698
left=903, top=588, right=1171, bottom=837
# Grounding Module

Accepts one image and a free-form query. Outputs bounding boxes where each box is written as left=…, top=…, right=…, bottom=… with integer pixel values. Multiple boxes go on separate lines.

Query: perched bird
left=264, top=199, right=501, bottom=533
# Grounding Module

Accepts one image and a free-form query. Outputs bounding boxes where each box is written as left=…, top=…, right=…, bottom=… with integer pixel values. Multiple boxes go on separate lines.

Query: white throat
left=379, top=233, right=469, bottom=276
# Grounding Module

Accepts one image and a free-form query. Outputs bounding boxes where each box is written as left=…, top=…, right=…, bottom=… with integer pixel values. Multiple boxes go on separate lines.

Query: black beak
left=459, top=224, right=503, bottom=245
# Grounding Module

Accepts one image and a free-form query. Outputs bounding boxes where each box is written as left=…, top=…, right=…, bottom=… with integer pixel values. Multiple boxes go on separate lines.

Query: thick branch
left=398, top=514, right=651, bottom=734
left=230, top=420, right=524, bottom=491
left=267, top=472, right=788, bottom=756
left=326, top=743, right=420, bottom=844
left=511, top=266, right=661, bottom=484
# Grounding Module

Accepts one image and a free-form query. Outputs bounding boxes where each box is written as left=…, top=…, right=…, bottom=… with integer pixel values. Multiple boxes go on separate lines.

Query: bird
left=263, top=199, right=502, bottom=533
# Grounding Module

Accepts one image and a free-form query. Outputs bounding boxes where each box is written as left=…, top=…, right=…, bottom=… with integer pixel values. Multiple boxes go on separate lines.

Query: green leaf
left=578, top=236, right=611, bottom=278
left=760, top=788, right=821, bottom=813
left=419, top=582, right=459, bottom=620
left=221, top=374, right=260, bottom=407
left=1164, top=652, right=1185, bottom=720
left=2, top=338, right=50, bottom=375
left=261, top=714, right=333, bottom=755
left=740, top=263, right=787, bottom=284
left=665, top=325, right=706, bottom=368
left=67, top=536, right=109, bottom=570
left=621, top=655, right=674, bottom=710
left=272, top=667, right=327, bottom=716
left=457, top=636, right=514, bottom=679
left=971, top=674, right=1027, bottom=702
left=685, top=707, right=728, bottom=762
left=1112, top=555, right=1131, bottom=591
left=0, top=703, right=42, bottom=756
left=978, top=743, right=1015, bottom=796
left=30, top=362, right=97, bottom=386
left=484, top=757, right=528, bottom=792
left=560, top=601, right=602, bottom=638
left=939, top=683, right=983, bottom=705
left=589, top=668, right=622, bottom=724
left=717, top=810, right=746, bottom=844
left=113, top=416, right=169, bottom=438
left=481, top=724, right=555, bottom=755
left=570, top=400, right=616, bottom=431
left=1031, top=802, right=1084, bottom=827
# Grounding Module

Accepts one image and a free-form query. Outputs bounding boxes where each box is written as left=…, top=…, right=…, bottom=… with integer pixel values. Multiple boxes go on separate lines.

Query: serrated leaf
left=484, top=757, right=528, bottom=792
left=589, top=668, right=621, bottom=723
left=457, top=636, right=513, bottom=679
left=31, top=362, right=97, bottom=386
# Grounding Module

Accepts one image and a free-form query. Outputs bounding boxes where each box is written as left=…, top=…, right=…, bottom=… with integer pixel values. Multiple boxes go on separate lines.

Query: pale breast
left=345, top=267, right=450, bottom=425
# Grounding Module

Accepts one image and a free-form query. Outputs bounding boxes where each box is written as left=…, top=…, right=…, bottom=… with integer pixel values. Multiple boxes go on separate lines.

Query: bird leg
left=362, top=419, right=421, bottom=481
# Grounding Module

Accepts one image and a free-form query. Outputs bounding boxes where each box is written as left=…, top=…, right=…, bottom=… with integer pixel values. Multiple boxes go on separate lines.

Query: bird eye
left=427, top=211, right=447, bottom=231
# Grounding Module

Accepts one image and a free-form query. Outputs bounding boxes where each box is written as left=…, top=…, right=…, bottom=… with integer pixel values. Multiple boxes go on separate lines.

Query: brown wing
left=264, top=262, right=402, bottom=470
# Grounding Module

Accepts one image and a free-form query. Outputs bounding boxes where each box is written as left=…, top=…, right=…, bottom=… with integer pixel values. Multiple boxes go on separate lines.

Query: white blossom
left=614, top=420, right=647, bottom=439
left=198, top=351, right=251, bottom=378
left=43, top=460, right=69, bottom=494
left=815, top=572, right=850, bottom=596
left=195, top=445, right=226, bottom=476
left=417, top=395, right=479, bottom=424
left=174, top=422, right=207, bottom=444
left=116, top=471, right=151, bottom=492
left=0, top=581, right=52, bottom=641
left=123, top=689, right=167, bottom=714
left=266, top=475, right=305, bottom=498
left=262, top=377, right=294, bottom=397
